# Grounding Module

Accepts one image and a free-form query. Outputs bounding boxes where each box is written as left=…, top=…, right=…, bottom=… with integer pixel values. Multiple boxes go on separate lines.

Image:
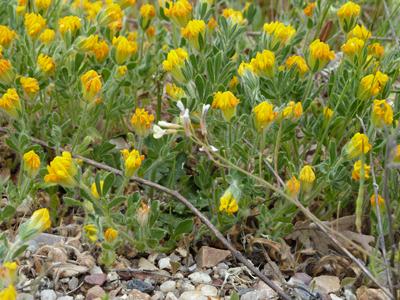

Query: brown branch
left=0, top=127, right=292, bottom=300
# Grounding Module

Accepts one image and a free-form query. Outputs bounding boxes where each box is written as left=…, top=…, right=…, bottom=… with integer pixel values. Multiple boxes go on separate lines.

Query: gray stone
left=181, top=281, right=195, bottom=292
left=151, top=291, right=164, bottom=300
left=188, top=272, right=212, bottom=284
left=196, top=246, right=231, bottom=268
left=178, top=291, right=207, bottom=300
left=160, top=281, right=176, bottom=293
left=86, top=285, right=105, bottom=300
left=197, top=284, right=218, bottom=297
left=40, top=290, right=57, bottom=300
left=128, top=289, right=151, bottom=300
left=89, top=266, right=103, bottom=275
left=158, top=257, right=171, bottom=270
left=17, top=293, right=34, bottom=300
left=139, top=257, right=158, bottom=271
left=68, top=277, right=79, bottom=291
left=84, top=273, right=107, bottom=286
left=107, top=271, right=119, bottom=282
left=311, top=275, right=341, bottom=294
left=57, top=297, right=73, bottom=300
left=165, top=292, right=178, bottom=300
left=127, top=279, right=154, bottom=293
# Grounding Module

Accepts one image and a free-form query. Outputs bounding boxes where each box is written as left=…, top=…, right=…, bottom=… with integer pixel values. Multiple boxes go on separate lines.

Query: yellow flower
left=81, top=70, right=102, bottom=101
left=229, top=76, right=239, bottom=90
left=323, top=107, right=333, bottom=119
left=23, top=150, right=41, bottom=177
left=166, top=83, right=185, bottom=100
left=211, top=91, right=240, bottom=122
left=222, top=8, right=245, bottom=25
left=162, top=48, right=188, bottom=82
left=219, top=189, right=239, bottom=215
left=84, top=224, right=98, bottom=242
left=76, top=35, right=99, bottom=52
left=341, top=37, right=364, bottom=58
left=130, top=108, right=155, bottom=136
left=146, top=26, right=156, bottom=38
left=164, top=0, right=192, bottom=27
left=351, top=160, right=370, bottom=181
left=91, top=180, right=104, bottom=199
left=0, top=25, right=17, bottom=47
left=370, top=194, right=384, bottom=207
left=20, top=77, right=39, bottom=98
left=348, top=25, right=371, bottom=41
left=121, top=148, right=145, bottom=177
left=0, top=285, right=17, bottom=300
left=345, top=133, right=372, bottom=159
left=27, top=208, right=51, bottom=233
left=104, top=228, right=118, bottom=243
left=308, top=39, right=335, bottom=72
left=118, top=0, right=136, bottom=9
left=92, top=40, right=109, bottom=62
left=24, top=13, right=46, bottom=38
left=35, top=0, right=52, bottom=11
left=238, top=62, right=254, bottom=77
left=207, top=17, right=218, bottom=30
left=39, top=29, right=55, bottom=44
left=97, top=3, right=123, bottom=28
left=286, top=176, right=300, bottom=197
left=181, top=19, right=206, bottom=50
left=304, top=2, right=316, bottom=17
left=263, top=21, right=296, bottom=49
left=250, top=50, right=275, bottom=77
left=368, top=43, right=384, bottom=59
left=0, top=59, right=15, bottom=85
left=59, top=15, right=81, bottom=37
left=282, top=101, right=303, bottom=120
left=372, top=99, right=393, bottom=127
left=337, top=1, right=360, bottom=32
left=299, top=165, right=315, bottom=192
left=253, top=101, right=276, bottom=132
left=117, top=65, right=128, bottom=77
left=0, top=88, right=21, bottom=118
left=37, top=53, right=55, bottom=75
left=44, top=151, right=77, bottom=187
left=285, top=55, right=309, bottom=75
left=392, top=145, right=400, bottom=163
left=140, top=4, right=156, bottom=28
left=358, top=71, right=389, bottom=100
left=112, top=36, right=137, bottom=65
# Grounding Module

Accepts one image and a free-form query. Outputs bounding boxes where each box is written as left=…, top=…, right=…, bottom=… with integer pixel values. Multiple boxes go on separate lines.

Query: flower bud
left=23, top=150, right=41, bottom=177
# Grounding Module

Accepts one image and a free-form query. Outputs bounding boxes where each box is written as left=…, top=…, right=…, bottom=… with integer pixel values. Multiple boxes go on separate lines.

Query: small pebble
left=188, top=272, right=212, bottom=284
left=160, top=280, right=176, bottom=293
left=40, top=290, right=57, bottom=300
left=159, top=257, right=172, bottom=270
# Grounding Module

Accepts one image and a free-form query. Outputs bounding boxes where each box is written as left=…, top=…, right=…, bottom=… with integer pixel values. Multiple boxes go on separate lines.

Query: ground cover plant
left=0, top=0, right=399, bottom=299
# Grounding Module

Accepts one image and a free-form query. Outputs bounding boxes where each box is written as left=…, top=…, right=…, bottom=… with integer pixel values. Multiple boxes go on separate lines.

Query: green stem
left=274, top=122, right=283, bottom=176
left=355, top=153, right=366, bottom=233
left=259, top=131, right=266, bottom=177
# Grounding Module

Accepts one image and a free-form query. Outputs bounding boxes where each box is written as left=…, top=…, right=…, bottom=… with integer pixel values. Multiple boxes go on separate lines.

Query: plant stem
left=259, top=131, right=266, bottom=177
left=273, top=122, right=282, bottom=176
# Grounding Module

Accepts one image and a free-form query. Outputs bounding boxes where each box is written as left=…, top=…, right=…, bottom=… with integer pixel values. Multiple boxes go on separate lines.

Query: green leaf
left=102, top=172, right=115, bottom=195
left=107, top=196, right=126, bottom=209
left=63, top=197, right=84, bottom=208
left=173, top=219, right=193, bottom=238
left=0, top=205, right=15, bottom=222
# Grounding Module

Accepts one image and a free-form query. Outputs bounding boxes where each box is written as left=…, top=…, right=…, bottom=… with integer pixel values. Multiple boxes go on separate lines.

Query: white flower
left=158, top=121, right=181, bottom=129
left=200, top=104, right=211, bottom=136
left=177, top=101, right=185, bottom=113
left=153, top=125, right=166, bottom=139
left=200, top=145, right=219, bottom=152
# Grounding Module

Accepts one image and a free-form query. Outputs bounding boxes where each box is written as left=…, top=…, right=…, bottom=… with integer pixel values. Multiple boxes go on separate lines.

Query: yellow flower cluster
left=211, top=91, right=240, bottom=122
left=341, top=37, right=364, bottom=58
left=164, top=0, right=192, bottom=27
left=282, top=101, right=303, bottom=120
left=285, top=55, right=309, bottom=76
left=23, top=150, right=41, bottom=177
left=121, top=148, right=145, bottom=177
left=263, top=21, right=296, bottom=49
left=112, top=36, right=138, bottom=65
left=44, top=152, right=77, bottom=187
left=166, top=83, right=185, bottom=100
left=253, top=101, right=276, bottom=132
left=346, top=133, right=372, bottom=159
left=337, top=1, right=360, bottom=32
left=91, top=181, right=104, bottom=199
left=20, top=76, right=39, bottom=98
left=222, top=8, right=245, bottom=25
left=348, top=25, right=371, bottom=41
left=81, top=70, right=102, bottom=101
left=0, top=88, right=21, bottom=118
left=59, top=15, right=81, bottom=36
left=24, top=13, right=47, bottom=38
left=162, top=48, right=189, bottom=82
left=371, top=99, right=393, bottom=128
left=352, top=160, right=370, bottom=181
left=0, top=25, right=17, bottom=47
left=130, top=108, right=155, bottom=136
left=358, top=71, right=389, bottom=100
left=304, top=2, right=316, bottom=17
left=219, top=189, right=239, bottom=214
left=37, top=54, right=55, bottom=75
left=181, top=20, right=206, bottom=50
left=299, top=165, right=316, bottom=192
left=0, top=59, right=15, bottom=84
left=308, top=39, right=335, bottom=71
left=39, top=29, right=56, bottom=44
left=286, top=176, right=300, bottom=197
